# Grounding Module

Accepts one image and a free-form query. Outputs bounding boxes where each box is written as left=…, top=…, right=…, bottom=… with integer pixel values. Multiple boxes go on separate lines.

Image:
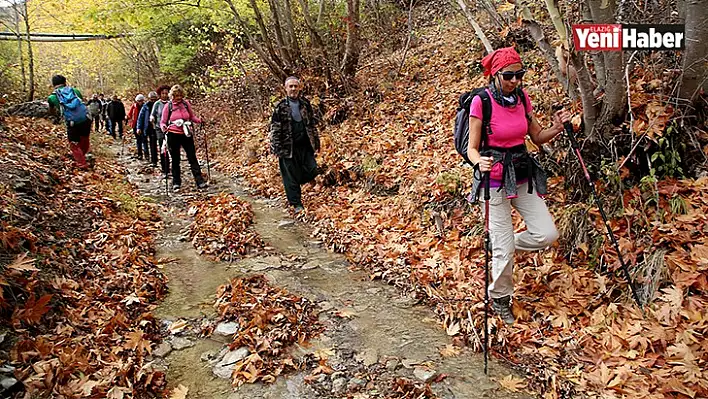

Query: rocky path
left=117, top=147, right=532, bottom=399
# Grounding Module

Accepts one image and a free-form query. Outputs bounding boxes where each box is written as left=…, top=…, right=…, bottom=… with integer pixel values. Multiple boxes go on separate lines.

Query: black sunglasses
left=498, top=69, right=526, bottom=81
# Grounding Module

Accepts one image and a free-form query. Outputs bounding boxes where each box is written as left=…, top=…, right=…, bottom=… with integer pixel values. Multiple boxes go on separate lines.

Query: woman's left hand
left=552, top=109, right=572, bottom=133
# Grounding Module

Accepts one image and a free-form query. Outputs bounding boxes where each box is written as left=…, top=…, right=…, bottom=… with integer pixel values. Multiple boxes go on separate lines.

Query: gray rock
left=278, top=220, right=295, bottom=228
left=413, top=366, right=437, bottom=383
left=348, top=377, right=366, bottom=391
left=153, top=342, right=172, bottom=358
left=316, top=374, right=328, bottom=383
left=0, top=377, right=18, bottom=389
left=170, top=336, right=194, bottom=350
left=213, top=347, right=250, bottom=380
left=214, top=321, right=239, bottom=336
left=385, top=358, right=400, bottom=371
left=332, top=378, right=347, bottom=394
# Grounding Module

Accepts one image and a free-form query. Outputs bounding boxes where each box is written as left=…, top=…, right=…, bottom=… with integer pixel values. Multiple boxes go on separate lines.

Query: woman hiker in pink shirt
left=467, top=47, right=571, bottom=325
left=160, top=84, right=207, bottom=191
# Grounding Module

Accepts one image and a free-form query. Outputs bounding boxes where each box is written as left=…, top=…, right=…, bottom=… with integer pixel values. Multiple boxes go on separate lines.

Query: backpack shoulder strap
left=517, top=88, right=530, bottom=120
left=478, top=89, right=493, bottom=150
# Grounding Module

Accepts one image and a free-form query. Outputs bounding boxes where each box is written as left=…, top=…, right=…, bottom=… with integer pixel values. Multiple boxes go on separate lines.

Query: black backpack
left=454, top=87, right=528, bottom=165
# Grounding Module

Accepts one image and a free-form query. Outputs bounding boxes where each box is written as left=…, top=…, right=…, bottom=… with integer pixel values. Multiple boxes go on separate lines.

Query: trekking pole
left=482, top=167, right=491, bottom=375
left=563, top=122, right=643, bottom=310
left=162, top=134, right=169, bottom=197
left=202, top=123, right=211, bottom=182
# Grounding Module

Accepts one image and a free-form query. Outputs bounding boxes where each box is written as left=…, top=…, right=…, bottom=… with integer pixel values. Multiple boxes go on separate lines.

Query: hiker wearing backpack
left=460, top=47, right=571, bottom=325
left=151, top=85, right=171, bottom=177
left=137, top=91, right=159, bottom=167
left=130, top=94, right=148, bottom=160
left=107, top=95, right=126, bottom=139
left=100, top=93, right=111, bottom=134
left=159, top=84, right=207, bottom=191
left=47, top=75, right=92, bottom=169
left=269, top=76, right=320, bottom=214
left=87, top=94, right=103, bottom=133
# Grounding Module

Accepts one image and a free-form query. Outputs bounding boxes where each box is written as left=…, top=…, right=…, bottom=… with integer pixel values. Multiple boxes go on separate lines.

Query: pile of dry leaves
left=188, top=192, right=265, bottom=261
left=0, top=117, right=168, bottom=398
left=199, top=20, right=708, bottom=399
left=212, top=274, right=323, bottom=386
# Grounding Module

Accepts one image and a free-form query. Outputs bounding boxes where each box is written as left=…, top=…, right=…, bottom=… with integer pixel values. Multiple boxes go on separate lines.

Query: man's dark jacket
left=107, top=100, right=126, bottom=121
left=269, top=96, right=320, bottom=158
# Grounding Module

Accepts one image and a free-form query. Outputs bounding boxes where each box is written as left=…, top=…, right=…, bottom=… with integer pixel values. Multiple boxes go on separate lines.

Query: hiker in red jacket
left=159, top=85, right=207, bottom=191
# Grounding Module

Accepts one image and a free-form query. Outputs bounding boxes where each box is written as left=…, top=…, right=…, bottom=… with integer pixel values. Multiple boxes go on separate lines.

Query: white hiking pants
left=487, top=182, right=558, bottom=299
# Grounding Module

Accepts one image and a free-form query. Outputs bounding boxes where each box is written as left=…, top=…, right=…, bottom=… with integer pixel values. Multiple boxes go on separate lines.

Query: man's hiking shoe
left=173, top=185, right=181, bottom=192
left=492, top=296, right=515, bottom=325
left=197, top=181, right=208, bottom=189
left=294, top=205, right=305, bottom=214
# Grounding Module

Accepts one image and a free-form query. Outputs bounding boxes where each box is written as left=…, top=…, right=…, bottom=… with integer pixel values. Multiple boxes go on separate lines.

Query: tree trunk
left=679, top=0, right=708, bottom=105
left=587, top=0, right=626, bottom=140
left=571, top=50, right=599, bottom=131
left=22, top=1, right=34, bottom=101
left=397, top=0, right=415, bottom=75
left=295, top=0, right=331, bottom=82
left=282, top=0, right=302, bottom=62
left=248, top=0, right=286, bottom=69
left=454, top=0, right=493, bottom=54
left=224, top=0, right=287, bottom=80
left=524, top=19, right=577, bottom=99
left=479, top=0, right=505, bottom=31
left=267, top=0, right=294, bottom=67
left=580, top=2, right=605, bottom=89
left=317, top=0, right=326, bottom=24
left=341, top=0, right=361, bottom=77
left=13, top=6, right=26, bottom=93
left=545, top=0, right=568, bottom=46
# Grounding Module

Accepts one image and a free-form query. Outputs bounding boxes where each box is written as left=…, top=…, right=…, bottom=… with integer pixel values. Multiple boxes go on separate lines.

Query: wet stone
left=153, top=342, right=172, bottom=358
left=213, top=347, right=250, bottom=380
left=413, top=366, right=437, bottom=383
left=385, top=358, right=400, bottom=371
left=332, top=378, right=347, bottom=394
left=278, top=220, right=295, bottom=228
left=170, top=336, right=194, bottom=350
left=348, top=377, right=367, bottom=391
left=214, top=321, right=239, bottom=336
left=0, top=376, right=18, bottom=389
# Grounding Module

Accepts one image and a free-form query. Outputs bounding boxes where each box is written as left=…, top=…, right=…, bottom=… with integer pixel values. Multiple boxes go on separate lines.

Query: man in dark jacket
left=269, top=76, right=320, bottom=213
left=107, top=95, right=126, bottom=139
left=86, top=94, right=103, bottom=133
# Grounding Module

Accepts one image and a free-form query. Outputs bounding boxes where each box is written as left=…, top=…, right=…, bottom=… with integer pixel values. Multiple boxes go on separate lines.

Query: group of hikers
left=48, top=46, right=573, bottom=326
left=48, top=75, right=208, bottom=191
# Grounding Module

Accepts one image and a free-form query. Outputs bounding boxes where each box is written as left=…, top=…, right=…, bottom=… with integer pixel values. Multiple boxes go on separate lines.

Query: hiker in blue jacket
left=137, top=91, right=159, bottom=167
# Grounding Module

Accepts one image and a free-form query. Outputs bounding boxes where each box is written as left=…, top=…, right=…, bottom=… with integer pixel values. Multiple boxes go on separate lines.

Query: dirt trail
left=118, top=149, right=532, bottom=399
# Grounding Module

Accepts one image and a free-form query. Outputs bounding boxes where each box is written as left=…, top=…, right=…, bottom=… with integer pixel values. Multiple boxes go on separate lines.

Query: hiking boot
left=197, top=181, right=208, bottom=189
left=492, top=296, right=515, bottom=325
left=294, top=205, right=305, bottom=214
left=173, top=184, right=181, bottom=192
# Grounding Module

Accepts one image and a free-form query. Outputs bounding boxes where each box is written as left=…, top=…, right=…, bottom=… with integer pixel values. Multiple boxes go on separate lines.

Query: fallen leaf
left=169, top=384, right=189, bottom=399
left=496, top=374, right=526, bottom=393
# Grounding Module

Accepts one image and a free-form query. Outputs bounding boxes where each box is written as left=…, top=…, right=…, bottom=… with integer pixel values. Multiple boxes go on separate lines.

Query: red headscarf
left=481, top=47, right=522, bottom=77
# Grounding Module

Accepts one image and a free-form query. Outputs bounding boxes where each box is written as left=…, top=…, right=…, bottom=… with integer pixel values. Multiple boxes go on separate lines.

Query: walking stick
left=482, top=167, right=491, bottom=375
left=162, top=134, right=169, bottom=197
left=564, top=122, right=643, bottom=310
left=202, top=123, right=211, bottom=182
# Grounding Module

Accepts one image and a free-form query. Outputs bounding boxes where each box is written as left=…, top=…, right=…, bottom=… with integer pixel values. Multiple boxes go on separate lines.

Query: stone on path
left=153, top=342, right=172, bottom=358
left=213, top=347, right=250, bottom=380
left=213, top=321, right=239, bottom=337
left=170, top=336, right=194, bottom=350
left=413, top=366, right=437, bottom=383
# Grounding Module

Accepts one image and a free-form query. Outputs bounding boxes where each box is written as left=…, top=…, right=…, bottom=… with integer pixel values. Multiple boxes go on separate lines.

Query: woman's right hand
left=477, top=156, right=493, bottom=172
